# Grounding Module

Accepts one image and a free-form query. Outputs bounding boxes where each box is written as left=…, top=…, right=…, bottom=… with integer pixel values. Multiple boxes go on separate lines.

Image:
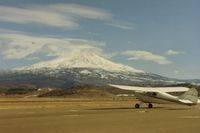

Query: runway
left=0, top=98, right=199, bottom=133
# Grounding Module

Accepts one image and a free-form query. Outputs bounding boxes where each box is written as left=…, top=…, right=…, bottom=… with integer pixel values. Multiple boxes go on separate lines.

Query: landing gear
left=148, top=103, right=153, bottom=108
left=135, top=103, right=140, bottom=109
left=134, top=103, right=153, bottom=109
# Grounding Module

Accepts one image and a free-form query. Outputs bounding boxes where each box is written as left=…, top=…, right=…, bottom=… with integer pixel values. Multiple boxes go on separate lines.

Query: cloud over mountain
left=0, top=32, right=105, bottom=60
left=123, top=50, right=172, bottom=65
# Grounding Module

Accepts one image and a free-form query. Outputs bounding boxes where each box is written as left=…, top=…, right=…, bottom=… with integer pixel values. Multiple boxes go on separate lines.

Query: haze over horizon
left=0, top=0, right=199, bottom=79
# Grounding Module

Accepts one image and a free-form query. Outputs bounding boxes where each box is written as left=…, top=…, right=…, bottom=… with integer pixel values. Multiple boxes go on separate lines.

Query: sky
left=0, top=0, right=199, bottom=79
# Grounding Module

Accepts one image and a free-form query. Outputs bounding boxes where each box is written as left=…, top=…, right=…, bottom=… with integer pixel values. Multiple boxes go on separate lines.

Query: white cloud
left=26, top=57, right=41, bottom=61
left=0, top=32, right=105, bottom=60
left=106, top=23, right=135, bottom=30
left=166, top=50, right=185, bottom=56
left=0, top=28, right=26, bottom=34
left=174, top=70, right=179, bottom=74
left=123, top=50, right=172, bottom=65
left=0, top=4, right=112, bottom=28
left=0, top=4, right=136, bottom=30
left=45, top=4, right=112, bottom=20
left=0, top=6, right=76, bottom=28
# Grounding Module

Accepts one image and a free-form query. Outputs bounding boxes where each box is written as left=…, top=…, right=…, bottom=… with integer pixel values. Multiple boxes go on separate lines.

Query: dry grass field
left=0, top=98, right=200, bottom=133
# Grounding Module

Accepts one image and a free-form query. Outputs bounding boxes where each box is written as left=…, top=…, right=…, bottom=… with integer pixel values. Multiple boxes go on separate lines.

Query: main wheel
left=135, top=103, right=140, bottom=109
left=148, top=103, right=153, bottom=108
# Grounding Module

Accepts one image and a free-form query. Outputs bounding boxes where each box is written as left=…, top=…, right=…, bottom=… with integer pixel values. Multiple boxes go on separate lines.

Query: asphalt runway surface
left=0, top=99, right=200, bottom=133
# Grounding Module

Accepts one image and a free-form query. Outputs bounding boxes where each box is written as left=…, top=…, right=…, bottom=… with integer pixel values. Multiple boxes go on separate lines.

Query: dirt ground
left=0, top=98, right=200, bottom=133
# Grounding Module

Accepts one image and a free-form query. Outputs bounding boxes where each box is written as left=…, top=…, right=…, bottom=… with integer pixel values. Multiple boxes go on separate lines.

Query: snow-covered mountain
left=17, top=52, right=143, bottom=73
left=1, top=52, right=194, bottom=88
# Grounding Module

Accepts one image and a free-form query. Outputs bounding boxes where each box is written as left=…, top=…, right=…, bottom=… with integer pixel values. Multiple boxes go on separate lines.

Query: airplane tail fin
left=179, top=88, right=198, bottom=104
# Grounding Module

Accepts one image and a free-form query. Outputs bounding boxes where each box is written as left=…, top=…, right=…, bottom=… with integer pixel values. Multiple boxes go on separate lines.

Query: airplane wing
left=109, top=84, right=189, bottom=93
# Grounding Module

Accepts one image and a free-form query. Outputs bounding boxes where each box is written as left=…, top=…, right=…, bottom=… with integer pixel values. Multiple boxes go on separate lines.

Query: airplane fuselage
left=135, top=91, right=195, bottom=106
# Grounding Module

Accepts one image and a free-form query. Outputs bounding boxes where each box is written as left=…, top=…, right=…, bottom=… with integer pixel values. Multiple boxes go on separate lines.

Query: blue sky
left=0, top=0, right=199, bottom=79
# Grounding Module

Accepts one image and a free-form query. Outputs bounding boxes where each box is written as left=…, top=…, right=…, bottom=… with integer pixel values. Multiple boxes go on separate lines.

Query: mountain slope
left=17, top=52, right=143, bottom=73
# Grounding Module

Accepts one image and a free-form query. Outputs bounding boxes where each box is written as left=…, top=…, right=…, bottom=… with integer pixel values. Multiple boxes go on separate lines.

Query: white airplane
left=110, top=84, right=200, bottom=108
